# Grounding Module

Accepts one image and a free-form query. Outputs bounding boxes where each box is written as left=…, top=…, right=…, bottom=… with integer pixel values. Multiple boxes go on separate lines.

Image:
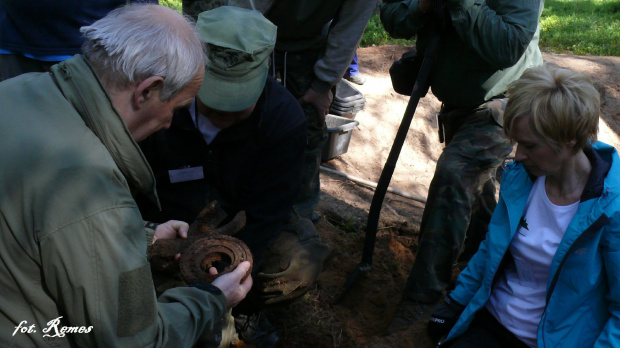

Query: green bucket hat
left=196, top=6, right=277, bottom=112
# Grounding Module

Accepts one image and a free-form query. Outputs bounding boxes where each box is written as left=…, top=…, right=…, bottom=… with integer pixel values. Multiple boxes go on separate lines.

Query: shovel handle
left=362, top=31, right=442, bottom=266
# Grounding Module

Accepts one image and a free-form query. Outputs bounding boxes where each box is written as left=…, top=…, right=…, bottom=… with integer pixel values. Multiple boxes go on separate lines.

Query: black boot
left=234, top=311, right=279, bottom=348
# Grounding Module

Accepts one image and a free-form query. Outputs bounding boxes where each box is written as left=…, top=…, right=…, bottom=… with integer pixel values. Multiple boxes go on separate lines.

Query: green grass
left=360, top=13, right=410, bottom=47
left=162, top=0, right=620, bottom=56
left=540, top=0, right=620, bottom=56
left=160, top=0, right=181, bottom=13
left=360, top=1, right=620, bottom=56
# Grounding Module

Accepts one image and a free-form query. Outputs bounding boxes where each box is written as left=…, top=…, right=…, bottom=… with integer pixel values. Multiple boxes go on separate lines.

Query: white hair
left=80, top=4, right=206, bottom=100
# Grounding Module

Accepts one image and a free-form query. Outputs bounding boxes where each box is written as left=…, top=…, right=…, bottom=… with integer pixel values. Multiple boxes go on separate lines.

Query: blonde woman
left=427, top=63, right=620, bottom=347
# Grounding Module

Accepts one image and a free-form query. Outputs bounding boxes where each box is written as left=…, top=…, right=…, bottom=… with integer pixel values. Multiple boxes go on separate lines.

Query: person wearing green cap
left=182, top=0, right=377, bottom=223
left=138, top=6, right=330, bottom=347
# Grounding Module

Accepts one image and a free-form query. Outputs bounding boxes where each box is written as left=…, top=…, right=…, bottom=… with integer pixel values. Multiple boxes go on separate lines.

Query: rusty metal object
left=180, top=235, right=253, bottom=284
left=187, top=200, right=228, bottom=236
left=148, top=201, right=252, bottom=283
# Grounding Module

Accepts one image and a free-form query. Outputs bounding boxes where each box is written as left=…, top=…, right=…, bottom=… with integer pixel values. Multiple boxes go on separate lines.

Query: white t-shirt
left=486, top=176, right=579, bottom=347
left=189, top=100, right=221, bottom=145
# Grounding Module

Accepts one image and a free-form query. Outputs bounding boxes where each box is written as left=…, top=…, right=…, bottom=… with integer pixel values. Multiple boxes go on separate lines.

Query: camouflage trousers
left=403, top=99, right=513, bottom=304
left=270, top=49, right=328, bottom=220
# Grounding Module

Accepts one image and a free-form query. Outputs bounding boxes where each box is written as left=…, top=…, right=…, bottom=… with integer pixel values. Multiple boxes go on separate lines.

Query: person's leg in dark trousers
left=387, top=103, right=513, bottom=332
left=0, top=54, right=57, bottom=81
left=271, top=49, right=328, bottom=221
left=448, top=308, right=529, bottom=348
left=405, top=105, right=512, bottom=303
left=457, top=178, right=498, bottom=269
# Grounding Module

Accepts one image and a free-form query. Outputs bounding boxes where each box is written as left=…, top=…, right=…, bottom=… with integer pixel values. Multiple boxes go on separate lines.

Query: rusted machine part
left=187, top=201, right=229, bottom=236
left=148, top=201, right=250, bottom=279
left=187, top=202, right=246, bottom=237
left=148, top=234, right=203, bottom=273
left=180, top=235, right=253, bottom=284
left=208, top=211, right=246, bottom=237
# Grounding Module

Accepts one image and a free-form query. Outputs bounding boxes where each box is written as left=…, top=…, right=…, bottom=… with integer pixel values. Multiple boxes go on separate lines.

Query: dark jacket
left=0, top=0, right=127, bottom=56
left=181, top=0, right=376, bottom=93
left=381, top=0, right=543, bottom=107
left=265, top=0, right=376, bottom=93
left=138, top=77, right=307, bottom=266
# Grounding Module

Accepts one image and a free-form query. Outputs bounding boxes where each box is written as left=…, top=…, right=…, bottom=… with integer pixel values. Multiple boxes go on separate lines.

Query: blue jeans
left=345, top=52, right=359, bottom=77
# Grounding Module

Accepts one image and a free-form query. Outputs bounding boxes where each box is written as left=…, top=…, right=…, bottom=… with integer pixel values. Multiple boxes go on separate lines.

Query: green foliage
left=361, top=1, right=620, bottom=56
left=360, top=13, right=411, bottom=47
left=162, top=0, right=620, bottom=56
left=338, top=216, right=358, bottom=234
left=160, top=0, right=182, bottom=13
left=540, top=0, right=620, bottom=56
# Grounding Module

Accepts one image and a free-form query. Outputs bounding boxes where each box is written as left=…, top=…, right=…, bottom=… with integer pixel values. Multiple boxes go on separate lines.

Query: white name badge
left=168, top=166, right=204, bottom=183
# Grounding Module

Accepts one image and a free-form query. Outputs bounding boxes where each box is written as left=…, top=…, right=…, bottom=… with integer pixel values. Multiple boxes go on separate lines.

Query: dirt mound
left=270, top=46, right=620, bottom=347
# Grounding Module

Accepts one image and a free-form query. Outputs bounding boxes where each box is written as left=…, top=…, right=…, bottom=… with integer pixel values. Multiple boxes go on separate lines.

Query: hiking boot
left=234, top=311, right=279, bottom=348
left=384, top=298, right=432, bottom=335
left=344, top=74, right=366, bottom=85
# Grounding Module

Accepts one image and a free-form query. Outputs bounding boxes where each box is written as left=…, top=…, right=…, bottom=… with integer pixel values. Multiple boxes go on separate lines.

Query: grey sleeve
left=311, top=0, right=378, bottom=92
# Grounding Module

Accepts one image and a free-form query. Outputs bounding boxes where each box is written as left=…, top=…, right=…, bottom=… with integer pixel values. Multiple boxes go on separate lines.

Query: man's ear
left=133, top=76, right=164, bottom=109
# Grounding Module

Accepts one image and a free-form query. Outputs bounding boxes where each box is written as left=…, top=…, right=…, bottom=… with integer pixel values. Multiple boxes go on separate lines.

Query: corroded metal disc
left=180, top=235, right=253, bottom=284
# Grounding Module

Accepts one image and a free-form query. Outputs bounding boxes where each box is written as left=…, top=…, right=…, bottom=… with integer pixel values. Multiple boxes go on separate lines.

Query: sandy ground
left=266, top=45, right=620, bottom=347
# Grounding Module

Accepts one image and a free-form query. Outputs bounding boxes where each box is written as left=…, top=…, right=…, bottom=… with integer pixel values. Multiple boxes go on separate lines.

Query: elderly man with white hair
left=0, top=4, right=251, bottom=347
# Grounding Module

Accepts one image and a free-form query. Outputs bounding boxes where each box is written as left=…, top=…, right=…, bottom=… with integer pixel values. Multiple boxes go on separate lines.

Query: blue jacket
left=447, top=142, right=620, bottom=347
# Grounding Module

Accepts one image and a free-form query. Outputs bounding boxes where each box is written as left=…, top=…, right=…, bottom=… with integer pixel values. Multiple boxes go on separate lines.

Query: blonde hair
left=503, top=63, right=599, bottom=152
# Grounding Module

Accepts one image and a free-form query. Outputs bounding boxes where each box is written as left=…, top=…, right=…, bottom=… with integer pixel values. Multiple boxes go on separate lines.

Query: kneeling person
left=427, top=64, right=620, bottom=347
left=138, top=6, right=329, bottom=347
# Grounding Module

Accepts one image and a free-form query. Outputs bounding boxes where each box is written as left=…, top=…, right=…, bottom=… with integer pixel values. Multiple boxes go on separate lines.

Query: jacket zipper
left=541, top=214, right=610, bottom=347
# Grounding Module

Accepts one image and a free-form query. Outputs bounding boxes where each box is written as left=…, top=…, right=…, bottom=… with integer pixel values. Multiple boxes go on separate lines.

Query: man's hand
left=153, top=220, right=189, bottom=261
left=212, top=261, right=253, bottom=308
left=299, top=87, right=333, bottom=124
left=153, top=220, right=189, bottom=243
